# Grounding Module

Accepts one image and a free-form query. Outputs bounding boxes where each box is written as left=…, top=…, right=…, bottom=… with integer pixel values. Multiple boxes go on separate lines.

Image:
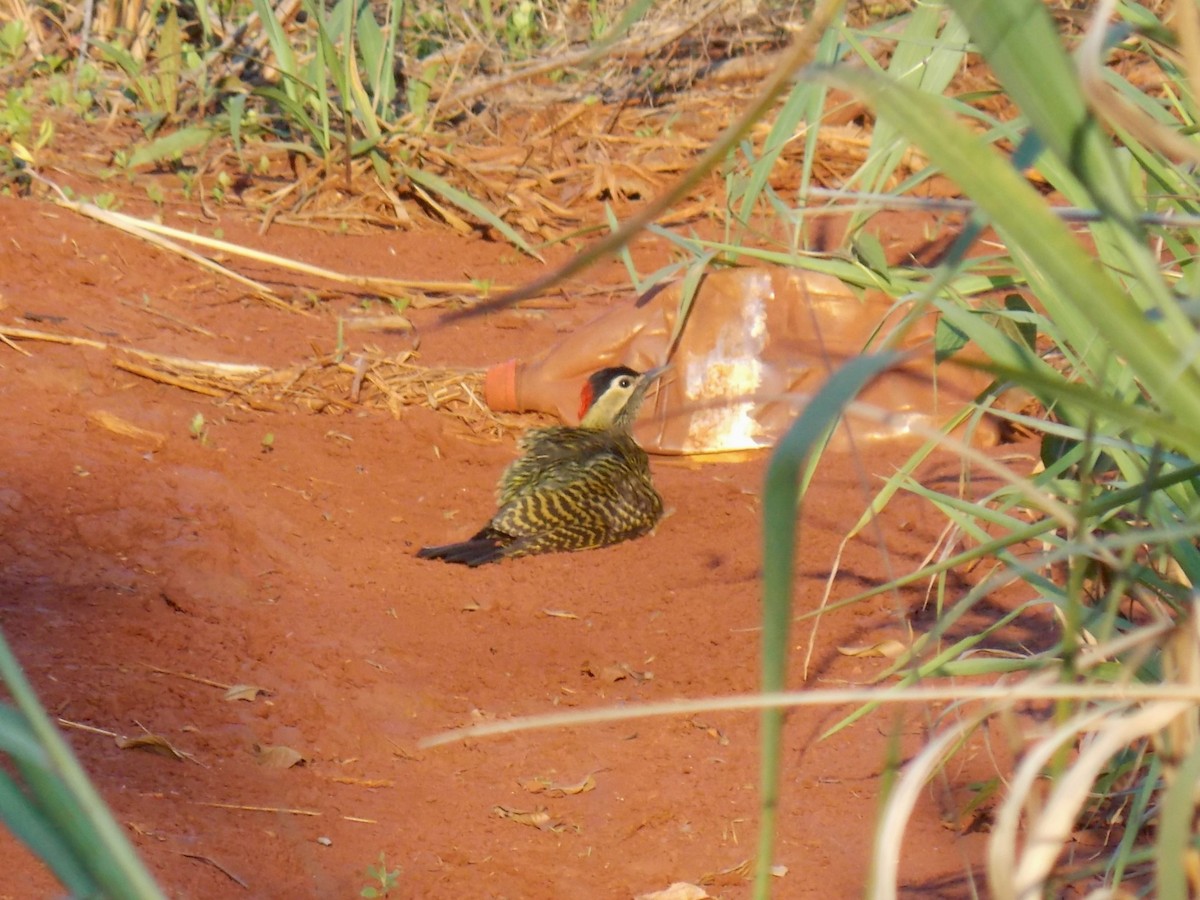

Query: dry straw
left=0, top=326, right=525, bottom=437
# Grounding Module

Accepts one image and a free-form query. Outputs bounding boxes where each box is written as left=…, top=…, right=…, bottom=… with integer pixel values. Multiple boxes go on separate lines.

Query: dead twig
left=179, top=853, right=249, bottom=890
left=193, top=802, right=321, bottom=816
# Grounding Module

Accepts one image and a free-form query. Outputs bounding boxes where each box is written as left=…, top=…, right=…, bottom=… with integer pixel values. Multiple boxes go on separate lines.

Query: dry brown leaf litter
left=253, top=744, right=306, bottom=769
left=836, top=638, right=908, bottom=659
left=57, top=717, right=198, bottom=764
left=491, top=804, right=579, bottom=834
left=517, top=772, right=599, bottom=797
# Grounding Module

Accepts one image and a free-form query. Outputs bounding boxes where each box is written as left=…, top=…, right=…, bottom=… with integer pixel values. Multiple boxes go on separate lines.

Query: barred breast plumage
left=417, top=366, right=665, bottom=567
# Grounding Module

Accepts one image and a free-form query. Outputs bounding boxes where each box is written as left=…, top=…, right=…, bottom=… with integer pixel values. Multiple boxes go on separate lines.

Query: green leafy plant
left=359, top=851, right=401, bottom=898
left=0, top=19, right=28, bottom=66
left=95, top=5, right=193, bottom=132
left=249, top=0, right=397, bottom=171
left=189, top=412, right=209, bottom=444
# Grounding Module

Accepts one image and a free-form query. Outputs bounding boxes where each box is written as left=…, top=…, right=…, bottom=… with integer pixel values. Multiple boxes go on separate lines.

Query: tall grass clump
left=746, top=0, right=1200, bottom=895
left=0, top=625, right=164, bottom=897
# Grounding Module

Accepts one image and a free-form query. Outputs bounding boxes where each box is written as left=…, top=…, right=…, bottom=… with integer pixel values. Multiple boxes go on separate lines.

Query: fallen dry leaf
left=700, top=858, right=752, bottom=885
left=328, top=776, right=394, bottom=788
left=87, top=410, right=166, bottom=448
left=699, top=858, right=788, bottom=885
left=253, top=744, right=305, bottom=769
left=836, top=639, right=907, bottom=659
left=517, top=772, right=597, bottom=797
left=581, top=661, right=653, bottom=684
left=223, top=684, right=270, bottom=702
left=390, top=743, right=422, bottom=762
left=690, top=718, right=730, bottom=746
left=518, top=776, right=552, bottom=794
left=492, top=805, right=575, bottom=833
left=594, top=664, right=628, bottom=683
left=635, top=883, right=710, bottom=900
left=622, top=663, right=654, bottom=684
left=115, top=732, right=189, bottom=761
left=340, top=314, right=413, bottom=332
left=540, top=608, right=578, bottom=619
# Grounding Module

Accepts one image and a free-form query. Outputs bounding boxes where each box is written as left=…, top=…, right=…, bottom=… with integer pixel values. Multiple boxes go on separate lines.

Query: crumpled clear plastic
left=484, top=267, right=995, bottom=454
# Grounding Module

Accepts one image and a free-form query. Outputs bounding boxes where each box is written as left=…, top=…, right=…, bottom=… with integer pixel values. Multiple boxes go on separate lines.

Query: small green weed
left=359, top=852, right=401, bottom=898
left=0, top=86, right=35, bottom=143
left=189, top=412, right=209, bottom=445
left=144, top=181, right=165, bottom=208
left=0, top=19, right=28, bottom=66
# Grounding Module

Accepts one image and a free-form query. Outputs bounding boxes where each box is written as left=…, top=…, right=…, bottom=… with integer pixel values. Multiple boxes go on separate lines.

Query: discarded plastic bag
left=484, top=267, right=995, bottom=454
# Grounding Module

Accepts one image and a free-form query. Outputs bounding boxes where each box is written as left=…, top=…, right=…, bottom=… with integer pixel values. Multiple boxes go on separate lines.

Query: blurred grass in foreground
left=5, top=0, right=1200, bottom=897
left=753, top=0, right=1200, bottom=895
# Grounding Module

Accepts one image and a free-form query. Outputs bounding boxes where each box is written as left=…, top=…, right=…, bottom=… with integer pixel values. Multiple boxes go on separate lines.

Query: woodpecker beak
left=635, top=364, right=669, bottom=402
left=626, top=365, right=669, bottom=420
left=640, top=364, right=670, bottom=384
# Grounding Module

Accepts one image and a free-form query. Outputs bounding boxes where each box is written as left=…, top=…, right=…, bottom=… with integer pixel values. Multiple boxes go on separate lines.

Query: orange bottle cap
left=484, top=358, right=520, bottom=412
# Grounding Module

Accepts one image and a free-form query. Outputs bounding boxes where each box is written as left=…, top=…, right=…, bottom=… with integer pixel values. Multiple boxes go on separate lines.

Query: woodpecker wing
left=490, top=433, right=661, bottom=554
left=497, top=426, right=620, bottom=506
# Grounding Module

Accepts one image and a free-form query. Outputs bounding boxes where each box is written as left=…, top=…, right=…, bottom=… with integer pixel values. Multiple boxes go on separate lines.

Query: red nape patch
left=578, top=382, right=595, bottom=420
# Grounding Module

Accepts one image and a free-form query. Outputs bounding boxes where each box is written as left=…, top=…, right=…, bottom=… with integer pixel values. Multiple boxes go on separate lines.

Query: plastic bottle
left=484, top=267, right=995, bottom=454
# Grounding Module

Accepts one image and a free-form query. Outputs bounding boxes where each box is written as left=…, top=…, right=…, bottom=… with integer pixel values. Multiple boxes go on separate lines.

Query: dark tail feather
left=418, top=525, right=512, bottom=566
left=417, top=537, right=506, bottom=567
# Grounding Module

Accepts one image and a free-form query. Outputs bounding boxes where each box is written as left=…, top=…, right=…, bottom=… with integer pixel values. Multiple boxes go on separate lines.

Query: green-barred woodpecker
left=418, top=366, right=665, bottom=566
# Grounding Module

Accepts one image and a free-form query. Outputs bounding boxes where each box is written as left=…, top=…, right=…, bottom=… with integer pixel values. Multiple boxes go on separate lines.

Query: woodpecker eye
left=619, top=377, right=633, bottom=388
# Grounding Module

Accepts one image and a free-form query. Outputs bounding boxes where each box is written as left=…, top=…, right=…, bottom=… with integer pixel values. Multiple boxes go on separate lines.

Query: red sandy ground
left=0, top=185, right=1049, bottom=898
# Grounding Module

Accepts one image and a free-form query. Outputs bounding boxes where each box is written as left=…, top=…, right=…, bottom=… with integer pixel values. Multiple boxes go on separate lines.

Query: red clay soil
left=0, top=190, right=1046, bottom=898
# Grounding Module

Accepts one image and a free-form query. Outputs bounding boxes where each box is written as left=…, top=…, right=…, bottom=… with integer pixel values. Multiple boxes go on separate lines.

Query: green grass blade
left=1109, top=754, right=1159, bottom=885
left=585, top=0, right=654, bottom=58
left=822, top=65, right=1200, bottom=458
left=354, top=1, right=386, bottom=95
left=664, top=252, right=715, bottom=358
left=126, top=125, right=212, bottom=170
left=0, top=768, right=98, bottom=895
left=1153, top=740, right=1200, bottom=898
left=402, top=165, right=543, bottom=260
left=735, top=24, right=843, bottom=228
left=950, top=0, right=1182, bottom=333
left=756, top=350, right=904, bottom=897
left=0, top=704, right=49, bottom=766
left=846, top=3, right=970, bottom=233
left=0, top=626, right=164, bottom=898
left=253, top=85, right=326, bottom=152
left=226, top=93, right=246, bottom=157
left=251, top=0, right=301, bottom=104
left=91, top=40, right=141, bottom=79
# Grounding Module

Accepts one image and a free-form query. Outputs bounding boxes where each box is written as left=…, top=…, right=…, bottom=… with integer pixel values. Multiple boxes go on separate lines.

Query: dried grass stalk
left=123, top=346, right=528, bottom=438
left=0, top=325, right=527, bottom=437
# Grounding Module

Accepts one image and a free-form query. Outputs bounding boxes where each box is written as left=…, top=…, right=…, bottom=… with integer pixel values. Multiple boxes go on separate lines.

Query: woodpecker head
left=578, top=365, right=667, bottom=431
